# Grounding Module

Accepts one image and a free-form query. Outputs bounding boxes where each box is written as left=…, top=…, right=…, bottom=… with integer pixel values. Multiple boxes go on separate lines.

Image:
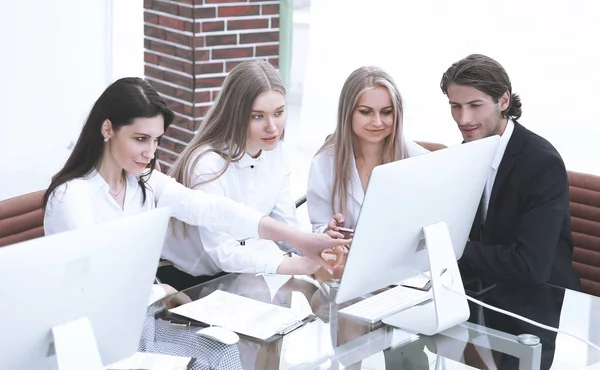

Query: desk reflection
left=159, top=273, right=565, bottom=370
left=468, top=283, right=565, bottom=370
left=180, top=274, right=382, bottom=369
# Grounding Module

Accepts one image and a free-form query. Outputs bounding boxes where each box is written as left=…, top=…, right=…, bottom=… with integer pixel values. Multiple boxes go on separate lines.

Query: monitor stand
left=382, top=221, right=469, bottom=336
left=51, top=317, right=104, bottom=370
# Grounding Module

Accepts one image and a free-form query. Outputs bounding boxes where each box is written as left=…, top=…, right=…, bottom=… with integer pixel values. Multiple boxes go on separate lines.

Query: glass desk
left=149, top=274, right=600, bottom=369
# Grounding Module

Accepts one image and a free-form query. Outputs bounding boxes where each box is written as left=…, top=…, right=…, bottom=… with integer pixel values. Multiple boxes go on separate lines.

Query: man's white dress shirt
left=481, top=119, right=515, bottom=222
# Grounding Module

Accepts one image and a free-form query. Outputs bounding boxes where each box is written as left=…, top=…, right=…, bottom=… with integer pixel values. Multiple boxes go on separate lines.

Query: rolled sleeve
left=202, top=234, right=285, bottom=275
left=253, top=243, right=287, bottom=274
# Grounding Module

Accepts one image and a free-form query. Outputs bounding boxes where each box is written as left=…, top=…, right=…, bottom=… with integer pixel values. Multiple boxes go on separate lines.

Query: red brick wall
left=143, top=0, right=280, bottom=171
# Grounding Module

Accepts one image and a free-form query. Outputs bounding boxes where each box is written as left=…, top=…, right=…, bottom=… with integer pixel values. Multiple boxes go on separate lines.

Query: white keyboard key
left=339, top=285, right=432, bottom=324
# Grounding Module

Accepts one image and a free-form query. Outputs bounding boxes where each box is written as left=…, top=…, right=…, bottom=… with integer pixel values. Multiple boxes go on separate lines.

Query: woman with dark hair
left=43, top=77, right=349, bottom=274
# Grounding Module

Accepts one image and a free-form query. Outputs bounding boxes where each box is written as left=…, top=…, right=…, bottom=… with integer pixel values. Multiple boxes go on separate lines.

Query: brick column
left=143, top=0, right=280, bottom=171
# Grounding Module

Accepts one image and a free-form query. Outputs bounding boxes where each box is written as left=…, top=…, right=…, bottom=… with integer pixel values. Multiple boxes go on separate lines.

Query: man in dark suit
left=439, top=54, right=579, bottom=369
left=440, top=54, right=580, bottom=291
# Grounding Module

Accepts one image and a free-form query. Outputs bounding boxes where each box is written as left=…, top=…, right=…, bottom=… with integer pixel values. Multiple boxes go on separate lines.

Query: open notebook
left=169, top=290, right=311, bottom=340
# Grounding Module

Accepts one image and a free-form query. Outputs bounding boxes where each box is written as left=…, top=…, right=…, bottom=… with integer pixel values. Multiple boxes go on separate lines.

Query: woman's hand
left=161, top=283, right=178, bottom=296
left=279, top=244, right=348, bottom=277
left=292, top=233, right=350, bottom=273
left=324, top=213, right=354, bottom=239
left=160, top=284, right=193, bottom=309
left=313, top=247, right=347, bottom=281
left=323, top=245, right=348, bottom=269
left=257, top=216, right=350, bottom=273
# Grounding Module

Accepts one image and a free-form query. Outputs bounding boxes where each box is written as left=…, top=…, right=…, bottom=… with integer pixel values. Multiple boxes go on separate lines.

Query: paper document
left=105, top=352, right=192, bottom=370
left=170, top=290, right=309, bottom=340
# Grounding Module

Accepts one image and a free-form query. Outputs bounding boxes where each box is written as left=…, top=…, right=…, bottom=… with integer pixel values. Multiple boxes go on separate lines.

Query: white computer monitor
left=0, top=206, right=172, bottom=370
left=335, top=135, right=500, bottom=335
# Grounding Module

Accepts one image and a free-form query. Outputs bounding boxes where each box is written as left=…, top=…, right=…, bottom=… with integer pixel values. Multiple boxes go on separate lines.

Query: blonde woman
left=307, top=66, right=429, bottom=236
left=161, top=60, right=345, bottom=290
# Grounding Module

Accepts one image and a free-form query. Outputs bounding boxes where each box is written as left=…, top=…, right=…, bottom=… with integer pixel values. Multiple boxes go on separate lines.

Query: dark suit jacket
left=461, top=121, right=581, bottom=290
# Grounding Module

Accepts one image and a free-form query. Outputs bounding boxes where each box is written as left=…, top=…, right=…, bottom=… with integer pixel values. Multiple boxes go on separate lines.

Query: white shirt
left=44, top=169, right=264, bottom=240
left=307, top=140, right=430, bottom=233
left=44, top=169, right=265, bottom=304
left=482, top=119, right=515, bottom=221
left=162, top=141, right=299, bottom=277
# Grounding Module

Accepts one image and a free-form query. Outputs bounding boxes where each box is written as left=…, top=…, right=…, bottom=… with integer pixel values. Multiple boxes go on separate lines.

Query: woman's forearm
left=276, top=257, right=319, bottom=275
left=257, top=215, right=350, bottom=273
left=257, top=216, right=302, bottom=246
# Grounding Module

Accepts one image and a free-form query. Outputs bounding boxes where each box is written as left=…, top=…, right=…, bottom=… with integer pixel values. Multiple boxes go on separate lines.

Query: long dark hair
left=43, top=77, right=174, bottom=209
left=440, top=54, right=523, bottom=120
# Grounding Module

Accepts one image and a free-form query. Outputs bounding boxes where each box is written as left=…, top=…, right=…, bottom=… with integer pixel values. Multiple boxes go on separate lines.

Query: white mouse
left=196, top=326, right=239, bottom=345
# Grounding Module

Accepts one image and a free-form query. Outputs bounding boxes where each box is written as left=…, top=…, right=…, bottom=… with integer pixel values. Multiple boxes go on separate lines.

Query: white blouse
left=307, top=141, right=430, bottom=233
left=44, top=169, right=265, bottom=241
left=162, top=141, right=300, bottom=277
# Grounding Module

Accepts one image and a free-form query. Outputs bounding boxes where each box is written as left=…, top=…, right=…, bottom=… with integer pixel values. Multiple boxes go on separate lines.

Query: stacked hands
left=313, top=213, right=353, bottom=282
left=159, top=214, right=352, bottom=306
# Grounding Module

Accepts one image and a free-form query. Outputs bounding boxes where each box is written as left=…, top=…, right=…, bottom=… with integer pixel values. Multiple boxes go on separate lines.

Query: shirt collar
left=87, top=169, right=108, bottom=191
left=87, top=168, right=139, bottom=191
left=234, top=150, right=266, bottom=168
left=491, top=118, right=515, bottom=170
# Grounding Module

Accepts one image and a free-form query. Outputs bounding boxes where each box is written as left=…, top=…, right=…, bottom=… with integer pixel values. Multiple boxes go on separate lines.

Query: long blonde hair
left=168, top=60, right=286, bottom=189
left=317, top=66, right=408, bottom=216
left=168, top=60, right=285, bottom=236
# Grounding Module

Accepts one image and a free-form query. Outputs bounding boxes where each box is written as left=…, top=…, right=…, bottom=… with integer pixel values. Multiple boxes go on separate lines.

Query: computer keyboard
left=339, top=285, right=432, bottom=324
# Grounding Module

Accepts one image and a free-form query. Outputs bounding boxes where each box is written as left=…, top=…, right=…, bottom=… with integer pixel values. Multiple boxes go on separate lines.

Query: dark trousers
left=156, top=265, right=225, bottom=291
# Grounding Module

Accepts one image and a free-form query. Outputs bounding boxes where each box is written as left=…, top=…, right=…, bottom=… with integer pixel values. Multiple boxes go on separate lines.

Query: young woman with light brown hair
left=307, top=66, right=428, bottom=236
left=160, top=60, right=346, bottom=290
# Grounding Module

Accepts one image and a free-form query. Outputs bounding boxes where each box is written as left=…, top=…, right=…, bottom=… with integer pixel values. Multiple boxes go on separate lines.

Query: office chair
left=0, top=190, right=45, bottom=247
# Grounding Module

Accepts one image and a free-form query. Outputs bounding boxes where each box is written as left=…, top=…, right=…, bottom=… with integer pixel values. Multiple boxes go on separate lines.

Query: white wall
left=3, top=0, right=596, bottom=201
left=298, top=0, right=600, bottom=176
left=111, top=0, right=144, bottom=80
left=0, top=0, right=143, bottom=200
left=287, top=8, right=311, bottom=105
